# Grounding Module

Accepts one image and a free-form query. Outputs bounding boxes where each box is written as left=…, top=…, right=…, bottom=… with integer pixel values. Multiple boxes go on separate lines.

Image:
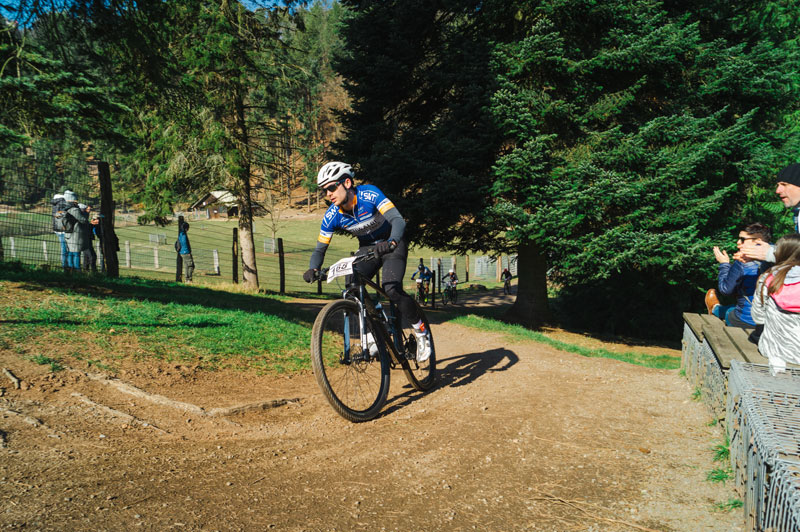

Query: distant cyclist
left=302, top=161, right=432, bottom=361
left=443, top=268, right=459, bottom=302
left=501, top=268, right=512, bottom=294
left=411, top=261, right=433, bottom=294
left=444, top=268, right=459, bottom=287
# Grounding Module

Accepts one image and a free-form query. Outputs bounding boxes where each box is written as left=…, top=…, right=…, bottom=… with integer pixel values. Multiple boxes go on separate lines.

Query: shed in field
left=190, top=191, right=238, bottom=218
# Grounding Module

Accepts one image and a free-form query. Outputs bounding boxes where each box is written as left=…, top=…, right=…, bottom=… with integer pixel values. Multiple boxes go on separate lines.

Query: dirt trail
left=0, top=292, right=742, bottom=531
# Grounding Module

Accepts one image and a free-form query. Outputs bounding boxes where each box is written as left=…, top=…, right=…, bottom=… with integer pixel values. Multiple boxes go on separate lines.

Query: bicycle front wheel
left=311, top=300, right=390, bottom=422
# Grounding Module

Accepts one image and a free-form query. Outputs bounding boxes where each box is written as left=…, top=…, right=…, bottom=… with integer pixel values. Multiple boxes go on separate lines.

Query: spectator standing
left=178, top=220, right=194, bottom=282
left=62, top=191, right=89, bottom=271
left=750, top=234, right=800, bottom=375
left=741, top=163, right=800, bottom=262
left=51, top=193, right=68, bottom=269
left=79, top=204, right=99, bottom=272
left=705, top=223, right=771, bottom=328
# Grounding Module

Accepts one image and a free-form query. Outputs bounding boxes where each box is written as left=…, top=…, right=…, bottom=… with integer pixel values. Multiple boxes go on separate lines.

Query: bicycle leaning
left=310, top=249, right=436, bottom=422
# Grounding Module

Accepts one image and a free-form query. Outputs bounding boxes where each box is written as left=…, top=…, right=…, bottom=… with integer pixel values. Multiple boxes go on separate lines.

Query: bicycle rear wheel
left=311, top=299, right=390, bottom=422
left=398, top=303, right=436, bottom=391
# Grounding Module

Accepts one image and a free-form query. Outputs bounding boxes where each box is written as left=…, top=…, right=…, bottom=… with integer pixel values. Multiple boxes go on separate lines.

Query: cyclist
left=443, top=268, right=459, bottom=298
left=501, top=268, right=513, bottom=293
left=411, top=261, right=433, bottom=298
left=302, top=161, right=432, bottom=361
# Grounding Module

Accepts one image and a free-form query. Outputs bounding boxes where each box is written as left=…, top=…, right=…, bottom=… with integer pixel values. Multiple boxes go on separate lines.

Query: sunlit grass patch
left=0, top=267, right=313, bottom=374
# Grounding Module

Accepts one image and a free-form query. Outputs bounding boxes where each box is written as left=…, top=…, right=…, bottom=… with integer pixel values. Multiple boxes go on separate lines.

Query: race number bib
left=327, top=257, right=356, bottom=283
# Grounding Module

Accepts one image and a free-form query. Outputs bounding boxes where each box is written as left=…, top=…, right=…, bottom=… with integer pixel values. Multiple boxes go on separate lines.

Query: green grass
left=0, top=262, right=316, bottom=373
left=713, top=499, right=743, bottom=512
left=30, top=354, right=64, bottom=372
left=448, top=314, right=680, bottom=369
left=712, top=437, right=730, bottom=463
left=706, top=467, right=734, bottom=483
left=692, top=387, right=702, bottom=400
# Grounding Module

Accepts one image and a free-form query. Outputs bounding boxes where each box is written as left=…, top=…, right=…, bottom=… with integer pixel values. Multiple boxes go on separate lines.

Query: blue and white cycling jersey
left=317, top=184, right=396, bottom=247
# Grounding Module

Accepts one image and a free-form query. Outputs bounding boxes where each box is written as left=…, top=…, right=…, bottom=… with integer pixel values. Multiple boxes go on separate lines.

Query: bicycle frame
left=343, top=270, right=408, bottom=368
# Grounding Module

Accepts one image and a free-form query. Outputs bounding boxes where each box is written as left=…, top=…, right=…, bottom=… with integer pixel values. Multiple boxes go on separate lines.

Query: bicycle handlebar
left=316, top=248, right=377, bottom=281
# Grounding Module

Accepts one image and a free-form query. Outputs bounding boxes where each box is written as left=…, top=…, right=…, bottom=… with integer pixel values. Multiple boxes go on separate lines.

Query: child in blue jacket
left=705, top=223, right=771, bottom=328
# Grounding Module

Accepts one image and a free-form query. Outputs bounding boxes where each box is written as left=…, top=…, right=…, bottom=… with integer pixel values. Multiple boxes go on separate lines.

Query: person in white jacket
left=751, top=234, right=800, bottom=374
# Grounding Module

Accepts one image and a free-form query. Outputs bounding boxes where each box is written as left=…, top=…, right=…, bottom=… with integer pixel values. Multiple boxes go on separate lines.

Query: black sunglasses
left=737, top=236, right=758, bottom=243
left=322, top=181, right=342, bottom=193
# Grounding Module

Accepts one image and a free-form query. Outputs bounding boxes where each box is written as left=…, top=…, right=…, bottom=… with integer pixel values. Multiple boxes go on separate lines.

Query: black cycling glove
left=375, top=240, right=396, bottom=256
left=303, top=268, right=317, bottom=283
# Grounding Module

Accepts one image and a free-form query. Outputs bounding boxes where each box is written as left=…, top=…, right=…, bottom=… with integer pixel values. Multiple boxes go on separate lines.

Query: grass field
left=2, top=210, right=510, bottom=295
left=0, top=262, right=677, bottom=376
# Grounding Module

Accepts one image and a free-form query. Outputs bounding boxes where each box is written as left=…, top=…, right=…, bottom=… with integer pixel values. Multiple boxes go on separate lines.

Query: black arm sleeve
left=383, top=207, right=406, bottom=244
left=309, top=241, right=329, bottom=271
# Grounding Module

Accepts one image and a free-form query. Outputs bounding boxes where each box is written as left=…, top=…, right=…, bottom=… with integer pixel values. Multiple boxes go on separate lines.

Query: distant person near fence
left=177, top=220, right=194, bottom=283
left=51, top=193, right=68, bottom=269
left=62, top=191, right=90, bottom=272
left=79, top=204, right=100, bottom=272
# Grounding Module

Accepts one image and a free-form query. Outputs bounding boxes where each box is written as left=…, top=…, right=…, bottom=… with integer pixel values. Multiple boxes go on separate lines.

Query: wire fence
left=1, top=149, right=517, bottom=295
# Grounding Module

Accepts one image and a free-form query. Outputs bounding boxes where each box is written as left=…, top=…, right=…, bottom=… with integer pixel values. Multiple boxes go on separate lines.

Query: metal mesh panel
left=726, top=361, right=800, bottom=531
left=700, top=345, right=727, bottom=419
left=764, top=460, right=800, bottom=532
left=697, top=340, right=718, bottom=388
left=682, top=322, right=701, bottom=379
left=728, top=361, right=800, bottom=399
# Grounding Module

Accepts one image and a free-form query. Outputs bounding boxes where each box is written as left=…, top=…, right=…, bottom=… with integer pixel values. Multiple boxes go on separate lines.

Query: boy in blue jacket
left=705, top=222, right=771, bottom=328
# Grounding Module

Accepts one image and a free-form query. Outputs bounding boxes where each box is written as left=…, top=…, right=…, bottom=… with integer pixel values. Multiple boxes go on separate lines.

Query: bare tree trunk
left=234, top=92, right=259, bottom=290
left=504, top=240, right=551, bottom=328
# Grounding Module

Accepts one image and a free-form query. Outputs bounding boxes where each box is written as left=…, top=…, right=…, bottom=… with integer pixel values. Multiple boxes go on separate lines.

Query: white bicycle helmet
left=317, top=162, right=353, bottom=188
left=449, top=269, right=454, bottom=273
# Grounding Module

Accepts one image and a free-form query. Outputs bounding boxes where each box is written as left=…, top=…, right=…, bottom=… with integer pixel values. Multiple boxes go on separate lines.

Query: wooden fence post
left=96, top=161, right=119, bottom=278
left=465, top=255, right=470, bottom=282
left=42, top=241, right=48, bottom=263
left=430, top=271, right=436, bottom=309
left=436, top=258, right=442, bottom=293
left=176, top=253, right=183, bottom=282
left=125, top=241, right=131, bottom=267
left=278, top=237, right=285, bottom=294
left=232, top=228, right=238, bottom=284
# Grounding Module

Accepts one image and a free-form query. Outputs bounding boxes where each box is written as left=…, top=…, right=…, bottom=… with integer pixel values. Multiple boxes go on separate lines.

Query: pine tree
left=335, top=1, right=800, bottom=334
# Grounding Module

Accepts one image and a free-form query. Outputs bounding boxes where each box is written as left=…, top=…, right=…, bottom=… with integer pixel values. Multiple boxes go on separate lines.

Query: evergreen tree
left=335, top=0, right=800, bottom=335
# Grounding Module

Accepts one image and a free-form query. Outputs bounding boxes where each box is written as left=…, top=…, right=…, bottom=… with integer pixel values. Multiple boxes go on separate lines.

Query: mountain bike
left=503, top=277, right=512, bottom=295
left=414, top=278, right=429, bottom=306
left=310, top=249, right=436, bottom=422
left=442, top=282, right=458, bottom=305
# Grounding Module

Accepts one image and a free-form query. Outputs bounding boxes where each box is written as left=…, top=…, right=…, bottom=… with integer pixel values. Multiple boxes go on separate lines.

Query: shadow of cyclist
left=381, top=348, right=518, bottom=417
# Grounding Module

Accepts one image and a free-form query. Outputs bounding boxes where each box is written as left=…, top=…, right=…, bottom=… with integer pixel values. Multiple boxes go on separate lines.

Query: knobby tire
left=311, top=299, right=390, bottom=422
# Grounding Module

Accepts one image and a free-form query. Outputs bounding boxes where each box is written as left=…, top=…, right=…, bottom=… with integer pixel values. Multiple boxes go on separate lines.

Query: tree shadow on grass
left=380, top=348, right=518, bottom=417
left=0, top=262, right=322, bottom=325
